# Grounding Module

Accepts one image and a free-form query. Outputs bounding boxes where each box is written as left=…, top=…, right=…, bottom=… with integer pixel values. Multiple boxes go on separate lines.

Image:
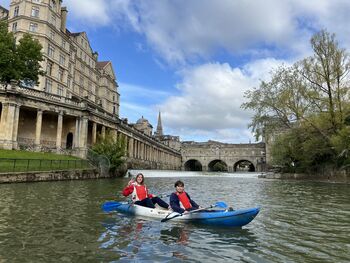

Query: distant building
left=133, top=116, right=153, bottom=137
left=154, top=111, right=163, bottom=137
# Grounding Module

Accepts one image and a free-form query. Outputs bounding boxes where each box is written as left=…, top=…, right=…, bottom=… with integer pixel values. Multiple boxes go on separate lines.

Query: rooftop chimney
left=60, top=7, right=68, bottom=33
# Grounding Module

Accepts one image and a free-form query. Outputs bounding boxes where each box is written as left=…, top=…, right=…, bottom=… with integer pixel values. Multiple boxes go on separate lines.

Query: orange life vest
left=176, top=192, right=192, bottom=210
left=131, top=184, right=148, bottom=201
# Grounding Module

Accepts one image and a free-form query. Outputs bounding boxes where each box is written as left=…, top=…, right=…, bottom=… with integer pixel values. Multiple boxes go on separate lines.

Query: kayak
left=102, top=201, right=260, bottom=227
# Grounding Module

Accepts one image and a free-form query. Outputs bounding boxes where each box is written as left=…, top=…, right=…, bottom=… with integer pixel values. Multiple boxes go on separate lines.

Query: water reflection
left=1, top=172, right=349, bottom=262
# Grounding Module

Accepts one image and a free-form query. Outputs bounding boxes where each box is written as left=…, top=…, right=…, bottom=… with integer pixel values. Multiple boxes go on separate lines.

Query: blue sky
left=2, top=0, right=350, bottom=143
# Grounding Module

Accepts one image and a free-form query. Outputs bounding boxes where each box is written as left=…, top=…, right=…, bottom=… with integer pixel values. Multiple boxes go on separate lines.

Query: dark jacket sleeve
left=170, top=193, right=185, bottom=214
left=186, top=193, right=199, bottom=209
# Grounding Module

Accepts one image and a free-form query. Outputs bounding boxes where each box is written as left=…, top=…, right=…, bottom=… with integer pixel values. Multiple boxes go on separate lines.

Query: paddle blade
left=102, top=201, right=124, bottom=212
left=214, top=201, right=228, bottom=208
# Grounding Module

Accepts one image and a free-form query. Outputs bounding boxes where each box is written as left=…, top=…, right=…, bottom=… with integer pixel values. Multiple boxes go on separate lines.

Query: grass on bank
left=0, top=149, right=91, bottom=173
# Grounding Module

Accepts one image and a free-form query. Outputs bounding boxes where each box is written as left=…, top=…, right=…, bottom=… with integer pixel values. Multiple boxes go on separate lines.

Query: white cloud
left=64, top=0, right=111, bottom=27
left=158, top=59, right=285, bottom=142
left=101, top=0, right=350, bottom=64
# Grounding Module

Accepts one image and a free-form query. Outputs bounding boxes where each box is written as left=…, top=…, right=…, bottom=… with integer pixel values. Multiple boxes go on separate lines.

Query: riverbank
left=259, top=171, right=350, bottom=181
left=0, top=168, right=109, bottom=183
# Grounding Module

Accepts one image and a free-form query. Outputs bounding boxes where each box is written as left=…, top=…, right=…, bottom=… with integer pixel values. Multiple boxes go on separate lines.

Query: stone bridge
left=181, top=141, right=266, bottom=172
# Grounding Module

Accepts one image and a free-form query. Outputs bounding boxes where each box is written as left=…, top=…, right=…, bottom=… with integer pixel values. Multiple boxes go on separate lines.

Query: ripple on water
left=0, top=173, right=349, bottom=262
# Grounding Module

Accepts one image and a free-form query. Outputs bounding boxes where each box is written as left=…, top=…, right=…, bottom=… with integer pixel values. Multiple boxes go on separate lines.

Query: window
left=57, top=84, right=63, bottom=96
left=47, top=44, right=54, bottom=57
left=62, top=40, right=66, bottom=49
left=46, top=61, right=53, bottom=75
left=59, top=53, right=65, bottom=66
left=32, top=0, right=41, bottom=3
left=50, top=29, right=55, bottom=40
left=29, top=23, right=38, bottom=32
left=81, top=64, right=85, bottom=72
left=14, top=6, right=19, bottom=17
left=51, top=14, right=56, bottom=27
left=45, top=79, right=52, bottom=93
left=49, top=0, right=57, bottom=9
left=67, top=77, right=71, bottom=88
left=58, top=67, right=64, bottom=82
left=12, top=22, right=17, bottom=32
left=79, top=76, right=84, bottom=86
left=31, top=6, right=39, bottom=18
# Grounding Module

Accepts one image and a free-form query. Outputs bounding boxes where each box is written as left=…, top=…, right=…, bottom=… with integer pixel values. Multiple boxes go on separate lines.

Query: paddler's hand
left=127, top=179, right=134, bottom=186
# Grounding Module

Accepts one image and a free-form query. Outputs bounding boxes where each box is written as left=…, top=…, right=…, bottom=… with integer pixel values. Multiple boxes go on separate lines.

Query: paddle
left=161, top=201, right=228, bottom=222
left=102, top=201, right=128, bottom=212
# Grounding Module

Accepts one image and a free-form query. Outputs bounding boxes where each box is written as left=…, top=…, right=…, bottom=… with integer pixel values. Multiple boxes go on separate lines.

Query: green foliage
left=91, top=132, right=126, bottom=173
left=17, top=34, right=45, bottom=85
left=0, top=22, right=19, bottom=83
left=0, top=21, right=44, bottom=86
left=243, top=30, right=350, bottom=173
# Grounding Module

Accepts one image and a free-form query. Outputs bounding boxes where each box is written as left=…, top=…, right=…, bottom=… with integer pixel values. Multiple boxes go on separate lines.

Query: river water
left=0, top=171, right=349, bottom=262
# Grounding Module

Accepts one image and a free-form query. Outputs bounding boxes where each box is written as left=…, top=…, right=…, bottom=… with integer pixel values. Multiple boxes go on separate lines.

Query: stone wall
left=0, top=169, right=108, bottom=184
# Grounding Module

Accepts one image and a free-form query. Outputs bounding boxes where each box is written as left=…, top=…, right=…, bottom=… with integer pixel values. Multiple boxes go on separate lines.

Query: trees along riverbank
left=242, top=30, right=350, bottom=177
left=91, top=132, right=126, bottom=176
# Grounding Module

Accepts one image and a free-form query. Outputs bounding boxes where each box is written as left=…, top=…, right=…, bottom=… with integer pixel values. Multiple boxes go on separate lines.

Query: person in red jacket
left=170, top=180, right=200, bottom=214
left=122, top=173, right=170, bottom=209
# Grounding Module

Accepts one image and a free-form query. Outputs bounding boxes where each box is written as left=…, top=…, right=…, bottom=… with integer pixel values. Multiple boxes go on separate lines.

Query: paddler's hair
left=174, top=180, right=184, bottom=187
left=135, top=173, right=144, bottom=185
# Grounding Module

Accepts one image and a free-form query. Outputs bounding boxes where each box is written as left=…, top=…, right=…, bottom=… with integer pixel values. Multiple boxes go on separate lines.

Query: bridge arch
left=184, top=159, right=203, bottom=171
left=208, top=159, right=228, bottom=172
left=234, top=160, right=255, bottom=172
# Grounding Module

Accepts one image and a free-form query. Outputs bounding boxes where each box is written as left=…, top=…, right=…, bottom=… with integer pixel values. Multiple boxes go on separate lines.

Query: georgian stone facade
left=0, top=0, right=182, bottom=170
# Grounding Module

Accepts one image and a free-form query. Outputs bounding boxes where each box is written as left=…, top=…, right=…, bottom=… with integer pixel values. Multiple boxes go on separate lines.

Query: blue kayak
left=102, top=201, right=260, bottom=227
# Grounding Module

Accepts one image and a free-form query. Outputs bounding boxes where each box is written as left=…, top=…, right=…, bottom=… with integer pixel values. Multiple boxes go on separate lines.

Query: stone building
left=0, top=0, right=181, bottom=170
left=132, top=116, right=153, bottom=137
left=0, top=5, right=8, bottom=20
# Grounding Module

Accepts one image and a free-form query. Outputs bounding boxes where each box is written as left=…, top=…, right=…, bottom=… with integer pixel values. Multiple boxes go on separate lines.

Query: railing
left=0, top=158, right=92, bottom=173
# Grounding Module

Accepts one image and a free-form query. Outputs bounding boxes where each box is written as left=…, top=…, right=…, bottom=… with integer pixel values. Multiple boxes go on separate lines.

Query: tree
left=0, top=21, right=18, bottom=84
left=0, top=21, right=44, bottom=87
left=17, top=34, right=45, bottom=87
left=91, top=132, right=126, bottom=174
left=242, top=30, right=350, bottom=173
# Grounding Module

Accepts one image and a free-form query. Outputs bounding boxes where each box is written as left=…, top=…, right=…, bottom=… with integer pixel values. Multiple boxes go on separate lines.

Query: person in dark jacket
left=170, top=180, right=200, bottom=214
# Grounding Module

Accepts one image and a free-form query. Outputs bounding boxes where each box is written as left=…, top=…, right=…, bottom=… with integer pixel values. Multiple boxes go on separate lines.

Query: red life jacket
left=131, top=184, right=148, bottom=201
left=176, top=191, right=192, bottom=210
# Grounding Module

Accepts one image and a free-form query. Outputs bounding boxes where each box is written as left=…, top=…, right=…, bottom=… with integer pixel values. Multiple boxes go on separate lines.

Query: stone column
left=56, top=111, right=63, bottom=151
left=0, top=103, right=18, bottom=149
left=128, top=137, right=134, bottom=158
left=79, top=116, right=88, bottom=148
left=92, top=122, right=97, bottom=144
left=35, top=109, right=43, bottom=150
left=101, top=126, right=106, bottom=139
left=74, top=117, right=80, bottom=148
left=77, top=116, right=88, bottom=158
left=12, top=105, right=20, bottom=149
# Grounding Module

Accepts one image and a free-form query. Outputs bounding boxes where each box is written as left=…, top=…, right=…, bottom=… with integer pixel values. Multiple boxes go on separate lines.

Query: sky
left=2, top=0, right=350, bottom=143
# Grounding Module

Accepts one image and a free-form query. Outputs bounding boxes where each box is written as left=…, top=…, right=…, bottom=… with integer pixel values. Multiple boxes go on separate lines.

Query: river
left=0, top=171, right=349, bottom=262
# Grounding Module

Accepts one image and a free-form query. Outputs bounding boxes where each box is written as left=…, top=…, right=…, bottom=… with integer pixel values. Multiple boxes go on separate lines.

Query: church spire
left=155, top=111, right=163, bottom=136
